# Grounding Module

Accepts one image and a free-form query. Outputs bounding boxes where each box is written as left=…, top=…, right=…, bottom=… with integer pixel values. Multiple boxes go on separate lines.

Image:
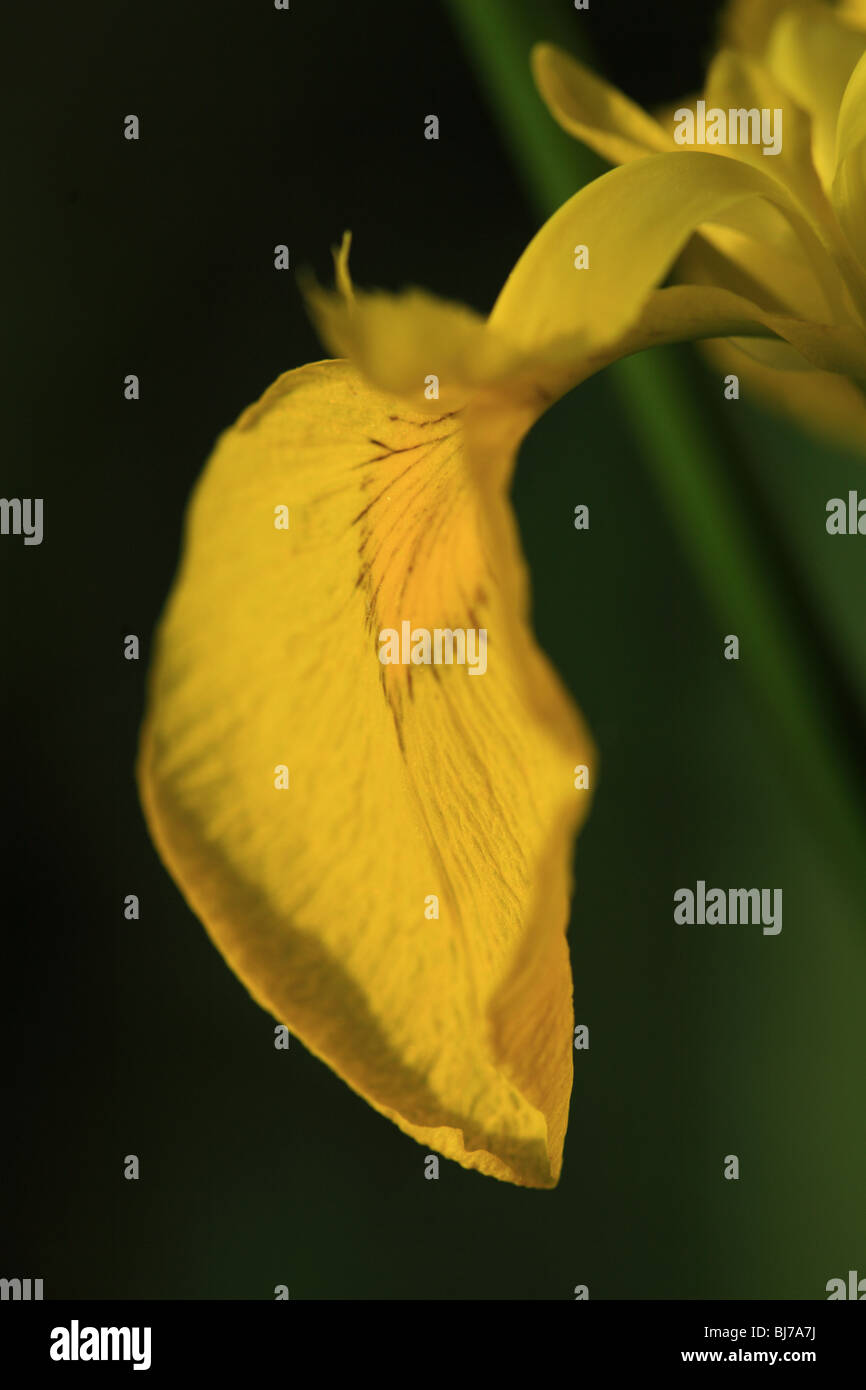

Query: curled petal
left=489, top=151, right=854, bottom=360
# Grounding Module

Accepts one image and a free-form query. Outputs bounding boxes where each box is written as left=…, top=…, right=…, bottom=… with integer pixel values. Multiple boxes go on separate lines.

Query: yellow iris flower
left=532, top=0, right=866, bottom=445
left=138, top=0, right=866, bottom=1189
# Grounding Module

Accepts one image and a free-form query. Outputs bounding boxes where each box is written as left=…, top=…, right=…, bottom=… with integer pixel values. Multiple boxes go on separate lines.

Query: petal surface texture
left=139, top=360, right=594, bottom=1188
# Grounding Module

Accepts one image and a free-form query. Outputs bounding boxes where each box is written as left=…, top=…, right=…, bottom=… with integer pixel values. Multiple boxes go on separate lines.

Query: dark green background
left=3, top=0, right=865, bottom=1298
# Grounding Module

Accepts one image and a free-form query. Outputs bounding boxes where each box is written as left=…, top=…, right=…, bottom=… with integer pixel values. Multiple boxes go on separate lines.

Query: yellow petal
left=531, top=43, right=672, bottom=165
left=721, top=0, right=797, bottom=55
left=838, top=0, right=866, bottom=31
left=672, top=236, right=831, bottom=370
left=833, top=49, right=866, bottom=270
left=138, top=359, right=594, bottom=1188
left=306, top=280, right=520, bottom=415
left=305, top=251, right=571, bottom=429
left=685, top=219, right=836, bottom=322
left=489, top=151, right=852, bottom=359
left=652, top=61, right=821, bottom=254
left=766, top=8, right=865, bottom=188
left=612, top=282, right=866, bottom=381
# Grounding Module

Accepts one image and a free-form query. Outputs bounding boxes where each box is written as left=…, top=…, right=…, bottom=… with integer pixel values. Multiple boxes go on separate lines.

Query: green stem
left=445, top=0, right=866, bottom=890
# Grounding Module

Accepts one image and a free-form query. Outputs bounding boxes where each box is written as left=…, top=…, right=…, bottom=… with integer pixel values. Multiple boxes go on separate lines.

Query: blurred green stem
left=446, top=0, right=866, bottom=891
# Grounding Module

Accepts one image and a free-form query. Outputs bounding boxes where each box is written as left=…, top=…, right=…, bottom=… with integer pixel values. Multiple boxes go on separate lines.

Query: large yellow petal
left=138, top=359, right=594, bottom=1188
left=531, top=43, right=673, bottom=165
left=489, top=151, right=854, bottom=358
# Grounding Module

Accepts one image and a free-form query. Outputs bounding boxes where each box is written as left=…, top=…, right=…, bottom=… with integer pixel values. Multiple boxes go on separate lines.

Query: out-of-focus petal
left=306, top=281, right=517, bottom=415
left=531, top=43, right=672, bottom=165
left=721, top=0, right=800, bottom=55
left=704, top=47, right=832, bottom=226
left=833, top=49, right=866, bottom=269
left=837, top=0, right=866, bottom=33
left=767, top=8, right=865, bottom=186
left=702, top=336, right=866, bottom=448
